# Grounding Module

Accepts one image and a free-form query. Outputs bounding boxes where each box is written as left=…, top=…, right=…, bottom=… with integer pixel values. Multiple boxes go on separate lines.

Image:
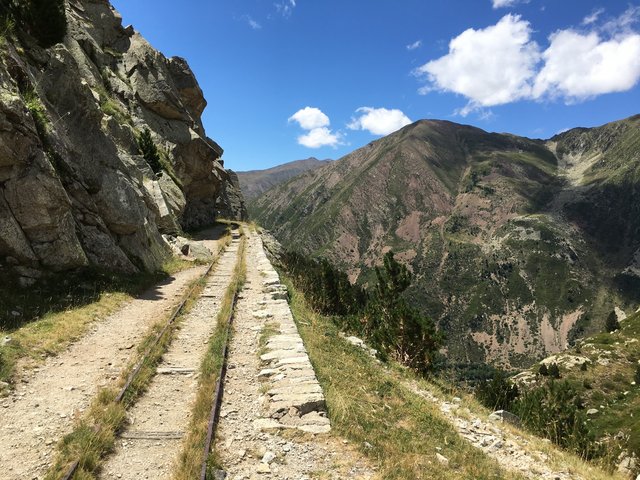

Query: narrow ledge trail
left=0, top=258, right=221, bottom=480
left=215, top=231, right=374, bottom=480
left=98, top=232, right=242, bottom=479
left=409, top=383, right=586, bottom=480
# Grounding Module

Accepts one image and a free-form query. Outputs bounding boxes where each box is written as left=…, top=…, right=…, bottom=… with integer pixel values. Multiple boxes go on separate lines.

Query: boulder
left=488, top=410, right=521, bottom=427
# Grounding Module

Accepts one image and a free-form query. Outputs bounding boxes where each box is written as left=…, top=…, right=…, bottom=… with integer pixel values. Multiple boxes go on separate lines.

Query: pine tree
left=137, top=128, right=162, bottom=174
left=605, top=311, right=620, bottom=332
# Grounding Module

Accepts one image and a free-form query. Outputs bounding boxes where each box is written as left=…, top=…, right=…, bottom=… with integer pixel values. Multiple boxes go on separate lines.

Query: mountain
left=237, top=157, right=331, bottom=201
left=0, top=0, right=245, bottom=285
left=252, top=116, right=640, bottom=369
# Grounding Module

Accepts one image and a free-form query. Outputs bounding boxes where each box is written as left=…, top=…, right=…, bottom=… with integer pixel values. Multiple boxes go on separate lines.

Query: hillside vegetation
left=510, top=308, right=640, bottom=467
left=252, top=116, right=640, bottom=369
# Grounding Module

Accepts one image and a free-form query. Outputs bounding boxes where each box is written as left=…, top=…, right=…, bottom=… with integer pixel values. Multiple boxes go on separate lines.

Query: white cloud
left=275, top=0, right=297, bottom=17
left=347, top=107, right=412, bottom=136
left=582, top=8, right=604, bottom=26
left=288, top=107, right=330, bottom=130
left=414, top=11, right=640, bottom=114
left=289, top=107, right=342, bottom=148
left=244, top=15, right=261, bottom=30
left=406, top=40, right=422, bottom=51
left=414, top=14, right=540, bottom=114
left=533, top=30, right=640, bottom=101
left=492, top=0, right=528, bottom=9
left=297, top=127, right=342, bottom=148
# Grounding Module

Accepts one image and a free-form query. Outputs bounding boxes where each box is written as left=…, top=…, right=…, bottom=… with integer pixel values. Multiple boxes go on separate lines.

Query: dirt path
left=0, top=233, right=227, bottom=480
left=98, top=234, right=240, bottom=479
left=216, top=231, right=374, bottom=480
left=409, top=383, right=584, bottom=480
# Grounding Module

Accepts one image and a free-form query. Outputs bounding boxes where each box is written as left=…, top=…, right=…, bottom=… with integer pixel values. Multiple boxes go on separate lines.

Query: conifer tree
left=137, top=128, right=162, bottom=174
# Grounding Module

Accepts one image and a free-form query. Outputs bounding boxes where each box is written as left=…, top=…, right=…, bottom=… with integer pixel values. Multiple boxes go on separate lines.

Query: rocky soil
left=410, top=384, right=585, bottom=480
left=216, top=232, right=374, bottom=480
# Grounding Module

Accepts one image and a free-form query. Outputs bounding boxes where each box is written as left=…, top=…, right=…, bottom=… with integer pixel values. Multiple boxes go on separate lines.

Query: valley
left=250, top=117, right=640, bottom=369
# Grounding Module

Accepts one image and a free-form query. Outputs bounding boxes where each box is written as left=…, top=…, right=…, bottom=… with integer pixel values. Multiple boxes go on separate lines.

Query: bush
left=137, top=128, right=162, bottom=174
left=539, top=363, right=548, bottom=376
left=475, top=369, right=519, bottom=411
left=548, top=362, right=561, bottom=379
left=605, top=311, right=620, bottom=332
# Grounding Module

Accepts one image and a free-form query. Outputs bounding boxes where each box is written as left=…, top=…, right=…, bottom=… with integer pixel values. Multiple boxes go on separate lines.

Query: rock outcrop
left=0, top=0, right=244, bottom=282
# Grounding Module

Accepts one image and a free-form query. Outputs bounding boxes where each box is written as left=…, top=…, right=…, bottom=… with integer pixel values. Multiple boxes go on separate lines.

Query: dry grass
left=284, top=275, right=525, bottom=480
left=0, top=292, right=131, bottom=384
left=173, top=230, right=247, bottom=480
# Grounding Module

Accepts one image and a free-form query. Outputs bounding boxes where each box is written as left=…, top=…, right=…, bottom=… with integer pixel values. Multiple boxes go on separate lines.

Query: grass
left=173, top=230, right=247, bottom=480
left=283, top=275, right=524, bottom=480
left=43, top=232, right=233, bottom=479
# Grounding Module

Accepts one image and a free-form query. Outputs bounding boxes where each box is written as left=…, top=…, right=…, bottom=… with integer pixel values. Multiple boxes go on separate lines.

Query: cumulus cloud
left=348, top=107, right=413, bottom=136
left=288, top=107, right=330, bottom=130
left=414, top=14, right=540, bottom=114
left=415, top=11, right=640, bottom=114
left=533, top=30, right=640, bottom=101
left=289, top=107, right=342, bottom=148
left=492, top=0, right=528, bottom=9
left=297, top=127, right=342, bottom=148
left=406, top=40, right=422, bottom=51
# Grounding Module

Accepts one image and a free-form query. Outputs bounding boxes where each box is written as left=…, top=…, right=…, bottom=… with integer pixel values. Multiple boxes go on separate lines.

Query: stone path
left=0, top=265, right=212, bottom=480
left=216, top=231, right=374, bottom=480
left=410, top=384, right=584, bottom=480
left=98, top=234, right=241, bottom=479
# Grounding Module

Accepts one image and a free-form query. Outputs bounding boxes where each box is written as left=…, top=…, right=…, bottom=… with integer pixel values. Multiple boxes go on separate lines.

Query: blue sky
left=110, top=0, right=640, bottom=171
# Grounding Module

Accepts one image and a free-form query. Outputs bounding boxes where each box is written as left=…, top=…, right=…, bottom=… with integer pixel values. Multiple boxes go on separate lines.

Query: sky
left=110, top=0, right=640, bottom=171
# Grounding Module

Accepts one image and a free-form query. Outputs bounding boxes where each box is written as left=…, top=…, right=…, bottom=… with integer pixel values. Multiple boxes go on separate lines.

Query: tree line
left=279, top=249, right=442, bottom=373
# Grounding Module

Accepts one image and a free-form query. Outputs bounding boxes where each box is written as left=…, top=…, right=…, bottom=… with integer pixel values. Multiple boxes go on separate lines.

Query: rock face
left=0, top=0, right=244, bottom=279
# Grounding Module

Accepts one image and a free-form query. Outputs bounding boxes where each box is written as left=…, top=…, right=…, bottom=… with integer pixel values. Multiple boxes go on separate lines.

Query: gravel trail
left=98, top=234, right=240, bottom=479
left=0, top=233, right=228, bottom=480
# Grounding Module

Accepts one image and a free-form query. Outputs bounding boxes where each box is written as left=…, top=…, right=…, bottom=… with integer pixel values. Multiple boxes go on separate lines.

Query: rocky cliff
left=0, top=0, right=245, bottom=284
left=252, top=117, right=640, bottom=369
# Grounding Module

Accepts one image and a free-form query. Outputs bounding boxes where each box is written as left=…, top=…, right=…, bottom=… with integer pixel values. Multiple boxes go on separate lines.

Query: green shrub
left=137, top=128, right=162, bottom=174
left=475, top=369, right=519, bottom=411
left=605, top=311, right=620, bottom=332
left=539, top=363, right=549, bottom=376
left=548, top=362, right=561, bottom=379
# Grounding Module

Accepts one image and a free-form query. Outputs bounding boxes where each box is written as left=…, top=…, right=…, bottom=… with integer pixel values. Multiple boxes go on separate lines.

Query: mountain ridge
left=237, top=157, right=331, bottom=201
left=252, top=114, right=640, bottom=369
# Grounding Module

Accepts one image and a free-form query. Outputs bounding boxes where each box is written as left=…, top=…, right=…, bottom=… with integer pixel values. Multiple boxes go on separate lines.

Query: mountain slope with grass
left=0, top=0, right=245, bottom=288
left=253, top=116, right=640, bottom=369
left=237, top=157, right=331, bottom=202
left=282, top=268, right=624, bottom=480
left=512, top=308, right=640, bottom=474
